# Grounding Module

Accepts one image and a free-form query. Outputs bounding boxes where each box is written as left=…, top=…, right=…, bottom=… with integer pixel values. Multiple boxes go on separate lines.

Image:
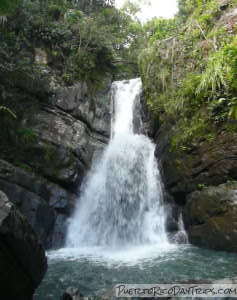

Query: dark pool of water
left=35, top=244, right=237, bottom=300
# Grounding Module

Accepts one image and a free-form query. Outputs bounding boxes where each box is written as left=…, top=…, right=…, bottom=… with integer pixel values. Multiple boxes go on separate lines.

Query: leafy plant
left=196, top=50, right=228, bottom=95
left=0, top=0, right=21, bottom=15
left=139, top=0, right=237, bottom=152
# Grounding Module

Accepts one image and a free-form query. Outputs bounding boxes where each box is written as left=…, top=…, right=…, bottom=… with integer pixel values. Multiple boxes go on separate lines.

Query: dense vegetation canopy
left=139, top=0, right=237, bottom=151
left=0, top=0, right=237, bottom=166
left=0, top=0, right=143, bottom=167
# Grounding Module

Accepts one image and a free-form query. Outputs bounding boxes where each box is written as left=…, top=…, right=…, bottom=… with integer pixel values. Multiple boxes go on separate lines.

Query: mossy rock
left=184, top=182, right=237, bottom=252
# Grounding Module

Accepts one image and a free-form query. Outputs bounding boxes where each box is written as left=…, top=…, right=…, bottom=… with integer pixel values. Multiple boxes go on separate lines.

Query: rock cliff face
left=184, top=182, right=237, bottom=252
left=0, top=191, right=47, bottom=299
left=155, top=128, right=237, bottom=203
left=140, top=0, right=237, bottom=252
left=143, top=96, right=237, bottom=251
left=0, top=81, right=111, bottom=249
left=153, top=122, right=237, bottom=252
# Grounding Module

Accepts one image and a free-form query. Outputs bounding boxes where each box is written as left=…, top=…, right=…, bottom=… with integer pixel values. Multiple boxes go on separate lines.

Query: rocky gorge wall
left=0, top=0, right=128, bottom=297
left=141, top=86, right=237, bottom=252
left=140, top=0, right=237, bottom=252
left=0, top=79, right=111, bottom=249
left=154, top=123, right=237, bottom=251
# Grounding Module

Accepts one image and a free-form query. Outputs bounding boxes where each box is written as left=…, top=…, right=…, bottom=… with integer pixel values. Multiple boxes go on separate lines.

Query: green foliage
left=0, top=0, right=143, bottom=89
left=178, top=0, right=219, bottom=21
left=178, top=0, right=197, bottom=17
left=0, top=0, right=144, bottom=168
left=140, top=0, right=237, bottom=152
left=196, top=50, right=228, bottom=95
left=0, top=0, right=21, bottom=15
left=170, top=112, right=213, bottom=151
left=224, top=39, right=237, bottom=91
left=145, top=18, right=178, bottom=43
left=121, top=0, right=141, bottom=16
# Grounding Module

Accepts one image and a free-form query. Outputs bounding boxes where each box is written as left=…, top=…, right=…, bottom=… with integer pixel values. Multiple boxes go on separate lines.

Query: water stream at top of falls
left=66, top=78, right=168, bottom=248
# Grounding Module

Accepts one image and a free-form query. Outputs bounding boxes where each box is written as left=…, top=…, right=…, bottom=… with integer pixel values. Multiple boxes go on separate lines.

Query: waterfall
left=66, top=78, right=168, bottom=247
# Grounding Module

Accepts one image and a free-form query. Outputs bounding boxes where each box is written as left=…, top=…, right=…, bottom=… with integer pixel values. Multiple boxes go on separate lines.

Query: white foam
left=66, top=78, right=168, bottom=250
left=48, top=243, right=178, bottom=267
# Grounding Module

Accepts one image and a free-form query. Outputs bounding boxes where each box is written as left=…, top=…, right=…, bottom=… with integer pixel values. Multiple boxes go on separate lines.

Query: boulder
left=0, top=191, right=47, bottom=299
left=184, top=182, right=237, bottom=252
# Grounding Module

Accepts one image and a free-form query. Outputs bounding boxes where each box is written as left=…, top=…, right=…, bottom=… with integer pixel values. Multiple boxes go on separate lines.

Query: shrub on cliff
left=139, top=0, right=237, bottom=152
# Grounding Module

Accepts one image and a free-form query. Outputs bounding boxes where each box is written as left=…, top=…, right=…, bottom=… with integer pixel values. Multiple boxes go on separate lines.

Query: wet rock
left=51, top=214, right=68, bottom=249
left=55, top=81, right=111, bottom=138
left=0, top=159, right=76, bottom=248
left=165, top=202, right=180, bottom=233
left=138, top=91, right=160, bottom=138
left=166, top=203, right=189, bottom=244
left=148, top=105, right=237, bottom=253
left=0, top=79, right=111, bottom=249
left=0, top=80, right=111, bottom=249
left=168, top=230, right=189, bottom=244
left=155, top=129, right=237, bottom=203
left=23, top=82, right=111, bottom=190
left=133, top=91, right=145, bottom=134
left=184, top=182, right=237, bottom=252
left=62, top=287, right=83, bottom=300
left=0, top=177, right=55, bottom=247
left=0, top=191, right=47, bottom=299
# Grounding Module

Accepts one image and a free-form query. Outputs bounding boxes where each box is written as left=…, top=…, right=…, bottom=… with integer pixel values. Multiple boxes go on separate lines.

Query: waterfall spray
left=66, top=78, right=168, bottom=247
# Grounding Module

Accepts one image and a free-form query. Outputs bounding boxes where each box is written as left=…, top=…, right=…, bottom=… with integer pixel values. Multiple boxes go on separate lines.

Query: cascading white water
left=66, top=78, right=168, bottom=247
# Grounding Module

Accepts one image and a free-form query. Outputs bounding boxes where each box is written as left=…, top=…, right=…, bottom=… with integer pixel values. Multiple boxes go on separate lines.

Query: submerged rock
left=184, top=182, right=237, bottom=252
left=62, top=287, right=83, bottom=300
left=0, top=190, right=47, bottom=299
left=168, top=231, right=189, bottom=244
